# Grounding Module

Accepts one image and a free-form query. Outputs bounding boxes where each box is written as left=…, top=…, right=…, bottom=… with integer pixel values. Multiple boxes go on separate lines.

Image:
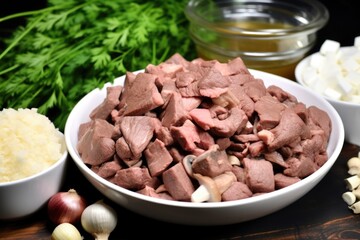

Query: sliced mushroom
left=182, top=154, right=196, bottom=177
left=191, top=171, right=237, bottom=203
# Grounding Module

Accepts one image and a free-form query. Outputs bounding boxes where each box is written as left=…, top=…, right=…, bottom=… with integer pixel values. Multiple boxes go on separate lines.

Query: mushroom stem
left=342, top=191, right=357, bottom=205
left=191, top=171, right=237, bottom=203
left=345, top=175, right=360, bottom=190
left=347, top=157, right=360, bottom=175
left=182, top=155, right=196, bottom=177
left=350, top=201, right=360, bottom=214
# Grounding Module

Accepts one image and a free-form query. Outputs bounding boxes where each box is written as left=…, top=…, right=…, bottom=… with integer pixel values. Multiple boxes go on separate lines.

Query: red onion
left=47, top=189, right=87, bottom=225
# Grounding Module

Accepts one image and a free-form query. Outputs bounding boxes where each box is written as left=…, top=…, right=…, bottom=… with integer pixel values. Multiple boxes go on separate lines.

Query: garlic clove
left=51, top=222, right=82, bottom=240
left=81, top=199, right=117, bottom=240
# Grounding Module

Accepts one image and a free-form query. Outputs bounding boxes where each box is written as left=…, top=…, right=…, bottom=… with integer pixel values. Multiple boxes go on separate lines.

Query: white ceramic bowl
left=0, top=135, right=68, bottom=220
left=295, top=50, right=360, bottom=146
left=65, top=69, right=344, bottom=226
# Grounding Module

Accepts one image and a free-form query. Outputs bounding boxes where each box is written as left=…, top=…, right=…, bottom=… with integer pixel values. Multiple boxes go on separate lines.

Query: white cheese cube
left=337, top=76, right=353, bottom=95
left=354, top=36, right=360, bottom=49
left=320, top=39, right=340, bottom=55
left=302, top=66, right=318, bottom=86
left=309, top=54, right=325, bottom=69
left=323, top=87, right=342, bottom=100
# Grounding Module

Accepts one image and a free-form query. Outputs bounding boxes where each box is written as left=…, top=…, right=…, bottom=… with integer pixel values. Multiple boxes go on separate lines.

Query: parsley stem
left=0, top=64, right=19, bottom=76
left=0, top=14, right=45, bottom=61
left=0, top=4, right=71, bottom=23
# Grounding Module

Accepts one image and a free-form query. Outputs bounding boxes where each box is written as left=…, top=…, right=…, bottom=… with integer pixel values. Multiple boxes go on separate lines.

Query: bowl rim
left=185, top=0, right=329, bottom=36
left=0, top=133, right=68, bottom=187
left=65, top=68, right=344, bottom=209
left=295, top=46, right=360, bottom=107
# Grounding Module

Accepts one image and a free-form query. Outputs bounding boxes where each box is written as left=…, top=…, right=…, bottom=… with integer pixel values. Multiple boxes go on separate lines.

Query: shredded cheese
left=0, top=108, right=65, bottom=183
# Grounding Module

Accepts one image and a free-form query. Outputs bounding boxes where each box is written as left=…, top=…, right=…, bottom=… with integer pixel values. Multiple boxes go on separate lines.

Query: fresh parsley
left=0, top=0, right=196, bottom=130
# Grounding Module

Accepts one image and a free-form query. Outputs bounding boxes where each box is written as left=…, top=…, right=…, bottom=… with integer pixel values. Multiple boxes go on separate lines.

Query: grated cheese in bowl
left=0, top=108, right=65, bottom=183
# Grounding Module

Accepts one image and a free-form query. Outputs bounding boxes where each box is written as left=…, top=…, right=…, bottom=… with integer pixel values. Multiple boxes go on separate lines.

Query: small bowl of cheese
left=295, top=37, right=360, bottom=146
left=0, top=108, right=68, bottom=220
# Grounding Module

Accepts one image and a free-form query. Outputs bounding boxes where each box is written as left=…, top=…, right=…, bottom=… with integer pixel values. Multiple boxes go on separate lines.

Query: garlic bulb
left=51, top=222, right=82, bottom=240
left=81, top=199, right=118, bottom=240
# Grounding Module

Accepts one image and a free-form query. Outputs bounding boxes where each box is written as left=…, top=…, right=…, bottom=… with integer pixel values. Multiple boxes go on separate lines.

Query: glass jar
left=185, top=0, right=329, bottom=80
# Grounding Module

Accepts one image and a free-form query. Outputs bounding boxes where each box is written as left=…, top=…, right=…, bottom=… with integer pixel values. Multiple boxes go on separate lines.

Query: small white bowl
left=0, top=136, right=68, bottom=220
left=295, top=49, right=360, bottom=146
left=65, top=69, right=344, bottom=226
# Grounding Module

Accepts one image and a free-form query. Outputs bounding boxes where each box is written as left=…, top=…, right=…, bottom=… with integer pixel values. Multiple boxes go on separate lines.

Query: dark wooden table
left=1, top=142, right=360, bottom=240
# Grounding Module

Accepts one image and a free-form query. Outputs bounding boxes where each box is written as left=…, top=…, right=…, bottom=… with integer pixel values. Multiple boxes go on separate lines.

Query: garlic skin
left=81, top=200, right=117, bottom=240
left=51, top=222, right=82, bottom=240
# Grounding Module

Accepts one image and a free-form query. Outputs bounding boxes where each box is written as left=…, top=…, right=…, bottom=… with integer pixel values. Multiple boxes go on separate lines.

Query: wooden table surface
left=1, top=142, right=360, bottom=240
left=2, top=1, right=360, bottom=239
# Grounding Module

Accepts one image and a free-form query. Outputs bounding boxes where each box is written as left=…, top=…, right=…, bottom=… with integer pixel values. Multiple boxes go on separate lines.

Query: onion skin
left=47, top=189, right=87, bottom=225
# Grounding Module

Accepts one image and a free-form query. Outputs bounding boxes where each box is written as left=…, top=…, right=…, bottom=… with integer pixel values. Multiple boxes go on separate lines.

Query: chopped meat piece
left=112, top=167, right=152, bottom=190
left=274, top=173, right=301, bottom=189
left=243, top=158, right=275, bottom=193
left=211, top=107, right=248, bottom=137
left=258, top=108, right=307, bottom=151
left=115, top=137, right=133, bottom=160
left=95, top=160, right=122, bottom=179
left=189, top=108, right=214, bottom=131
left=267, top=85, right=297, bottom=103
left=162, top=163, right=195, bottom=201
left=77, top=119, right=115, bottom=166
left=192, top=148, right=232, bottom=178
left=264, top=151, right=288, bottom=168
left=284, top=156, right=319, bottom=178
left=120, top=116, right=156, bottom=158
left=307, top=106, right=332, bottom=147
left=119, top=72, right=164, bottom=116
left=222, top=181, right=253, bottom=201
left=161, top=91, right=188, bottom=128
left=197, top=130, right=215, bottom=150
left=137, top=186, right=174, bottom=201
left=231, top=165, right=246, bottom=183
left=170, top=119, right=201, bottom=151
left=248, top=141, right=265, bottom=157
left=198, top=67, right=230, bottom=98
left=90, top=85, right=122, bottom=120
left=254, top=95, right=286, bottom=130
left=144, top=139, right=173, bottom=177
left=216, top=138, right=232, bottom=151
left=155, top=126, right=174, bottom=146
left=243, top=78, right=267, bottom=102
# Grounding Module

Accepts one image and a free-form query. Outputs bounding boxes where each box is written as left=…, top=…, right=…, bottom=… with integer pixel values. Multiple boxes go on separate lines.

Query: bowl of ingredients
left=0, top=108, right=68, bottom=220
left=65, top=54, right=344, bottom=226
left=295, top=37, right=360, bottom=146
left=184, top=0, right=329, bottom=80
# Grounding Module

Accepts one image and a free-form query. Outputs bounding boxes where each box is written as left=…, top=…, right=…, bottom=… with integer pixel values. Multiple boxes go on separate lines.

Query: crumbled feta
left=300, top=37, right=360, bottom=103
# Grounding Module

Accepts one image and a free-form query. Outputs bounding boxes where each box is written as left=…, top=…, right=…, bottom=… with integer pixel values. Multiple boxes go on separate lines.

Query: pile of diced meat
left=77, top=53, right=332, bottom=202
